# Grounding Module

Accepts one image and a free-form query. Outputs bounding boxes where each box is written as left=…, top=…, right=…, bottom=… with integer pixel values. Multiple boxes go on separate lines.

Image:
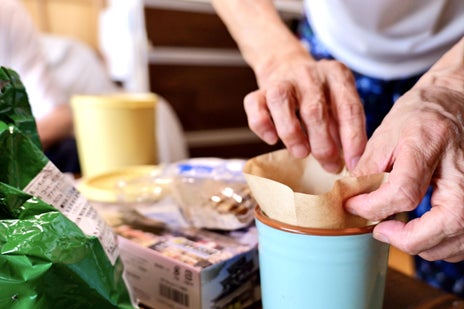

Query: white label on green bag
left=23, top=161, right=119, bottom=265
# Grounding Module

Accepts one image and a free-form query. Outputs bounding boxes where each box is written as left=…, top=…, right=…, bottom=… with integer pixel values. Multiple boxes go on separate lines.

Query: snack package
left=0, top=67, right=136, bottom=308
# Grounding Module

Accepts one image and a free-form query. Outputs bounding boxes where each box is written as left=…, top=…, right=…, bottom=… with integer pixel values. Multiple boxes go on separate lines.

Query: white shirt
left=304, top=0, right=464, bottom=79
left=0, top=0, right=67, bottom=120
left=40, top=34, right=120, bottom=99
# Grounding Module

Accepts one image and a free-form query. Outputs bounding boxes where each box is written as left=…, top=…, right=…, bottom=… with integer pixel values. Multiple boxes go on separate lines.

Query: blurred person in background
left=0, top=0, right=120, bottom=173
left=212, top=0, right=464, bottom=296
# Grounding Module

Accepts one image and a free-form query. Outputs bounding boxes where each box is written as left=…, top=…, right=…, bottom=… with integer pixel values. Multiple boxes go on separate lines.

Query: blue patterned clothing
left=298, top=18, right=421, bottom=137
left=298, top=16, right=464, bottom=298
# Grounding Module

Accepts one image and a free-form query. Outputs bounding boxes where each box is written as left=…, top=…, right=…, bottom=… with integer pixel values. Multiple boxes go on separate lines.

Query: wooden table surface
left=384, top=268, right=464, bottom=309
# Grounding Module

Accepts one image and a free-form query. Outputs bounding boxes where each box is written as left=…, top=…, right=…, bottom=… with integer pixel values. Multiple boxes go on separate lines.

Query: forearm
left=36, top=104, right=74, bottom=150
left=211, top=0, right=309, bottom=76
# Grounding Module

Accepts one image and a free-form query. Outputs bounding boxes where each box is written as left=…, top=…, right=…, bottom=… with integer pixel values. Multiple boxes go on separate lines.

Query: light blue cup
left=255, top=207, right=390, bottom=309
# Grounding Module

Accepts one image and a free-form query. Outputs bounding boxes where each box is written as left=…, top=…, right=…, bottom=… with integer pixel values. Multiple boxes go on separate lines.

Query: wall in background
left=21, top=0, right=105, bottom=51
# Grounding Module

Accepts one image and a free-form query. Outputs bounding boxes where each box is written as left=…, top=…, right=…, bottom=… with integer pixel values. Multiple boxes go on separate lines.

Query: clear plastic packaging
left=167, top=158, right=257, bottom=230
left=113, top=158, right=257, bottom=231
left=114, top=168, right=172, bottom=203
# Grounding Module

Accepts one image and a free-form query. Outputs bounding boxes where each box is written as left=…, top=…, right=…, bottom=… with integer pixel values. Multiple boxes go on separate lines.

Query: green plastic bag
left=0, top=67, right=136, bottom=308
left=0, top=67, right=41, bottom=149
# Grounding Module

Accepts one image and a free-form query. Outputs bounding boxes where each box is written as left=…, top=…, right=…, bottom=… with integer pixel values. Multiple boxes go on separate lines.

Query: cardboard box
left=116, top=225, right=260, bottom=309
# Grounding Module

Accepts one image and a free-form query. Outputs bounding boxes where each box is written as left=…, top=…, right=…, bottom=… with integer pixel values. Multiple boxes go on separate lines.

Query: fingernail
left=345, top=203, right=358, bottom=216
left=291, top=145, right=309, bottom=158
left=263, top=132, right=277, bottom=144
left=349, top=156, right=361, bottom=171
left=322, top=162, right=343, bottom=174
left=373, top=232, right=390, bottom=244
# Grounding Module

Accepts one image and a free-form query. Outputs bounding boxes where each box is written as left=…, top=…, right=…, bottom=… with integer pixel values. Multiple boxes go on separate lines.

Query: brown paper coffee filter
left=243, top=149, right=388, bottom=229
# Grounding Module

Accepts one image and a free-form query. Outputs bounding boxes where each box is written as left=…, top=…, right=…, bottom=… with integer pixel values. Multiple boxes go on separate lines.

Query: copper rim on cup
left=254, top=206, right=376, bottom=236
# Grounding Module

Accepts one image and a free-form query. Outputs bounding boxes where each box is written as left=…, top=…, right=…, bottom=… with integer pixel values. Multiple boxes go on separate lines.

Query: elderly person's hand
left=346, top=38, right=464, bottom=262
left=244, top=47, right=366, bottom=173
left=211, top=0, right=367, bottom=173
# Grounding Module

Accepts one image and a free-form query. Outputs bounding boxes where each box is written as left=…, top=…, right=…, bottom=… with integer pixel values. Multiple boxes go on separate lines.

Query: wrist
left=251, top=36, right=311, bottom=78
left=416, top=66, right=464, bottom=93
left=415, top=38, right=464, bottom=91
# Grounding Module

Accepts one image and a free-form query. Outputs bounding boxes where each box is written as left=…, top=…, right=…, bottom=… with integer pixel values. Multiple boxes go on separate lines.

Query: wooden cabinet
left=144, top=1, right=302, bottom=159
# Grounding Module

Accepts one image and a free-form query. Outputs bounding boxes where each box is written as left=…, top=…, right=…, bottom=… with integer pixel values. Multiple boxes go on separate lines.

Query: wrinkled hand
left=346, top=70, right=464, bottom=262
left=244, top=48, right=367, bottom=172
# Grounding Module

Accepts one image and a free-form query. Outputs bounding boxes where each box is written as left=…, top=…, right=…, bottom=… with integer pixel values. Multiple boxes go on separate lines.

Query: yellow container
left=71, top=93, right=158, bottom=178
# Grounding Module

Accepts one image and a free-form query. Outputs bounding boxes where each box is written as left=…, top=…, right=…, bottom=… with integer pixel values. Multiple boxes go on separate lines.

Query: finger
left=371, top=218, right=432, bottom=255
left=346, top=142, right=433, bottom=221
left=298, top=68, right=342, bottom=172
left=373, top=207, right=464, bottom=260
left=266, top=82, right=310, bottom=158
left=244, top=89, right=279, bottom=145
left=324, top=61, right=367, bottom=171
left=443, top=254, right=464, bottom=263
left=419, top=233, right=464, bottom=262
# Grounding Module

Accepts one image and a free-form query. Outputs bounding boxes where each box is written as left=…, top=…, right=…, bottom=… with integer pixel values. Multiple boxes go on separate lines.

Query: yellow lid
left=78, top=165, right=161, bottom=203
left=71, top=93, right=157, bottom=109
